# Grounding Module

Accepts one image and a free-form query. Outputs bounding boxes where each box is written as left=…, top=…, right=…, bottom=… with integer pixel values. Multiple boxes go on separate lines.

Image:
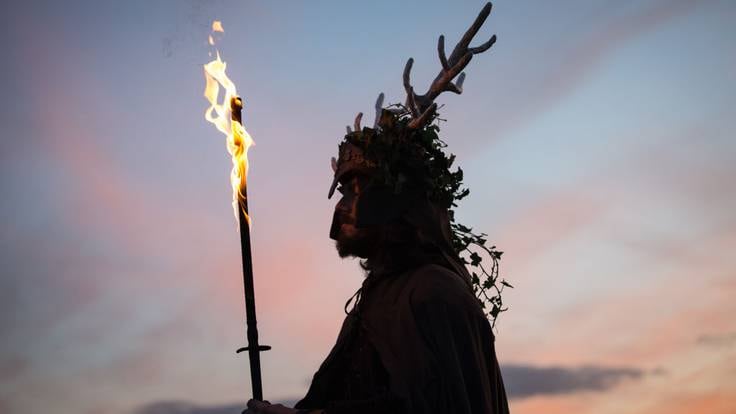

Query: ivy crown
left=337, top=107, right=511, bottom=327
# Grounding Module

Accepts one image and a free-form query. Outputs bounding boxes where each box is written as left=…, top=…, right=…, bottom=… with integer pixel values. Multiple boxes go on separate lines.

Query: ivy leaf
left=482, top=278, right=494, bottom=289
left=455, top=223, right=471, bottom=233
left=469, top=252, right=482, bottom=266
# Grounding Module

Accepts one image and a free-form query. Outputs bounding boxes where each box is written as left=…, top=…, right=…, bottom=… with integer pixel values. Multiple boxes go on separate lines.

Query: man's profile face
left=329, top=174, right=380, bottom=258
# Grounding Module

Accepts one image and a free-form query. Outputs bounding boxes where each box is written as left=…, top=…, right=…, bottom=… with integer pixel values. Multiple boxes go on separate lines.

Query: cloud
left=133, top=399, right=301, bottom=414
left=133, top=401, right=243, bottom=414
left=494, top=189, right=607, bottom=272
left=645, top=392, right=736, bottom=414
left=502, top=363, right=645, bottom=399
left=696, top=332, right=736, bottom=347
left=0, top=356, right=28, bottom=384
left=134, top=362, right=647, bottom=412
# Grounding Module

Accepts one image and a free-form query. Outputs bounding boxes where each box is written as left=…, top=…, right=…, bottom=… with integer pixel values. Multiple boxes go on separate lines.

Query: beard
left=335, top=223, right=380, bottom=258
left=330, top=210, right=380, bottom=258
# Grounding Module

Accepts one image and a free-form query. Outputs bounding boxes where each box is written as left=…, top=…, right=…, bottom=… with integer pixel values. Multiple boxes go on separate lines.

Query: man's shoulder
left=403, top=263, right=477, bottom=309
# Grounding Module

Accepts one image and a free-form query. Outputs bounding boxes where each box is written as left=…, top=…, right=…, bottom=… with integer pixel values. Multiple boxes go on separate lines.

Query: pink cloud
left=494, top=188, right=607, bottom=276
left=654, top=392, right=736, bottom=414
left=511, top=394, right=596, bottom=414
left=514, top=219, right=736, bottom=367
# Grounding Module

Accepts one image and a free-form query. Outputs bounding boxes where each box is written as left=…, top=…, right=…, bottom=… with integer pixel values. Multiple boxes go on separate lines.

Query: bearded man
left=245, top=3, right=510, bottom=413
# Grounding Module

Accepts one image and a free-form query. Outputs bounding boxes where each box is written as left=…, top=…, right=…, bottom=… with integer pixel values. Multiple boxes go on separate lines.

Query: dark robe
left=295, top=262, right=510, bottom=414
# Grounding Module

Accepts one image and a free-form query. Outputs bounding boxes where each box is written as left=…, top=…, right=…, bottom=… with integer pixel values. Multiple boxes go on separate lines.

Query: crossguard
left=236, top=345, right=272, bottom=354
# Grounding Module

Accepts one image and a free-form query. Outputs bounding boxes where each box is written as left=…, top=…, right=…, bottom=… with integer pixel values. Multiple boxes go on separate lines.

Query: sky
left=1, top=0, right=735, bottom=413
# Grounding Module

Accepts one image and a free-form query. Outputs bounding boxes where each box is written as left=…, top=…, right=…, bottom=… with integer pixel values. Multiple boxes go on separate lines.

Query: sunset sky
left=1, top=1, right=734, bottom=413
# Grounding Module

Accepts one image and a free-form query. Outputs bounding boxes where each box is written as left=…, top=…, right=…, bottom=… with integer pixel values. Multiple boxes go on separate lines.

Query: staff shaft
left=238, top=195, right=265, bottom=401
left=231, top=96, right=268, bottom=401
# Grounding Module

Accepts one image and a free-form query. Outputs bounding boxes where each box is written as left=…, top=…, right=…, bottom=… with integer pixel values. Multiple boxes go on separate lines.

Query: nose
left=335, top=198, right=348, bottom=214
left=329, top=207, right=345, bottom=240
left=335, top=193, right=355, bottom=215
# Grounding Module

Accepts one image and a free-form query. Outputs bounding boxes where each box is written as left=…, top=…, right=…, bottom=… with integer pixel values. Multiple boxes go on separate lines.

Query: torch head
left=230, top=96, right=243, bottom=123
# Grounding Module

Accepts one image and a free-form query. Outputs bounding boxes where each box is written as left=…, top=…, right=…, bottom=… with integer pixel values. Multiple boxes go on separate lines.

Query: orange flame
left=203, top=21, right=254, bottom=224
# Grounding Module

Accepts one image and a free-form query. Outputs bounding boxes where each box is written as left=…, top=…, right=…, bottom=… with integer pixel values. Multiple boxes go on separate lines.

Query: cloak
left=295, top=263, right=510, bottom=413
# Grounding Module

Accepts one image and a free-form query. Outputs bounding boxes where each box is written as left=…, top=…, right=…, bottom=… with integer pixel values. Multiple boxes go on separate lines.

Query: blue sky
left=1, top=1, right=735, bottom=413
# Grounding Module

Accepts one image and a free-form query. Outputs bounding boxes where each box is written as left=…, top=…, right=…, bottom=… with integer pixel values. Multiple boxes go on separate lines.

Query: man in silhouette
left=246, top=3, right=508, bottom=412
left=245, top=110, right=510, bottom=414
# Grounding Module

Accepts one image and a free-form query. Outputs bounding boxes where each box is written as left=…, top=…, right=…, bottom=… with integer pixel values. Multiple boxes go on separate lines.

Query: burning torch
left=203, top=21, right=270, bottom=401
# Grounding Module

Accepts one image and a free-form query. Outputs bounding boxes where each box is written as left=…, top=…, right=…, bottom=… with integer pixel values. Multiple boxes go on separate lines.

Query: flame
left=203, top=21, right=254, bottom=224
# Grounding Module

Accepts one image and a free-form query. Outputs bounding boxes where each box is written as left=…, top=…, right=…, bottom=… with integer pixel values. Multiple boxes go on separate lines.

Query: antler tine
left=449, top=2, right=493, bottom=64
left=373, top=92, right=385, bottom=128
left=443, top=71, right=466, bottom=95
left=403, top=58, right=420, bottom=117
left=354, top=112, right=363, bottom=132
left=346, top=126, right=352, bottom=134
left=438, top=35, right=449, bottom=71
left=469, top=34, right=496, bottom=54
left=407, top=87, right=419, bottom=118
left=455, top=72, right=466, bottom=93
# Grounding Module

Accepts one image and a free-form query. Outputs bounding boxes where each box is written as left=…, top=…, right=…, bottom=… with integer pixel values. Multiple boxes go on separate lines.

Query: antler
left=404, top=2, right=496, bottom=129
left=373, top=92, right=385, bottom=128
left=346, top=112, right=363, bottom=133
left=347, top=92, right=385, bottom=133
